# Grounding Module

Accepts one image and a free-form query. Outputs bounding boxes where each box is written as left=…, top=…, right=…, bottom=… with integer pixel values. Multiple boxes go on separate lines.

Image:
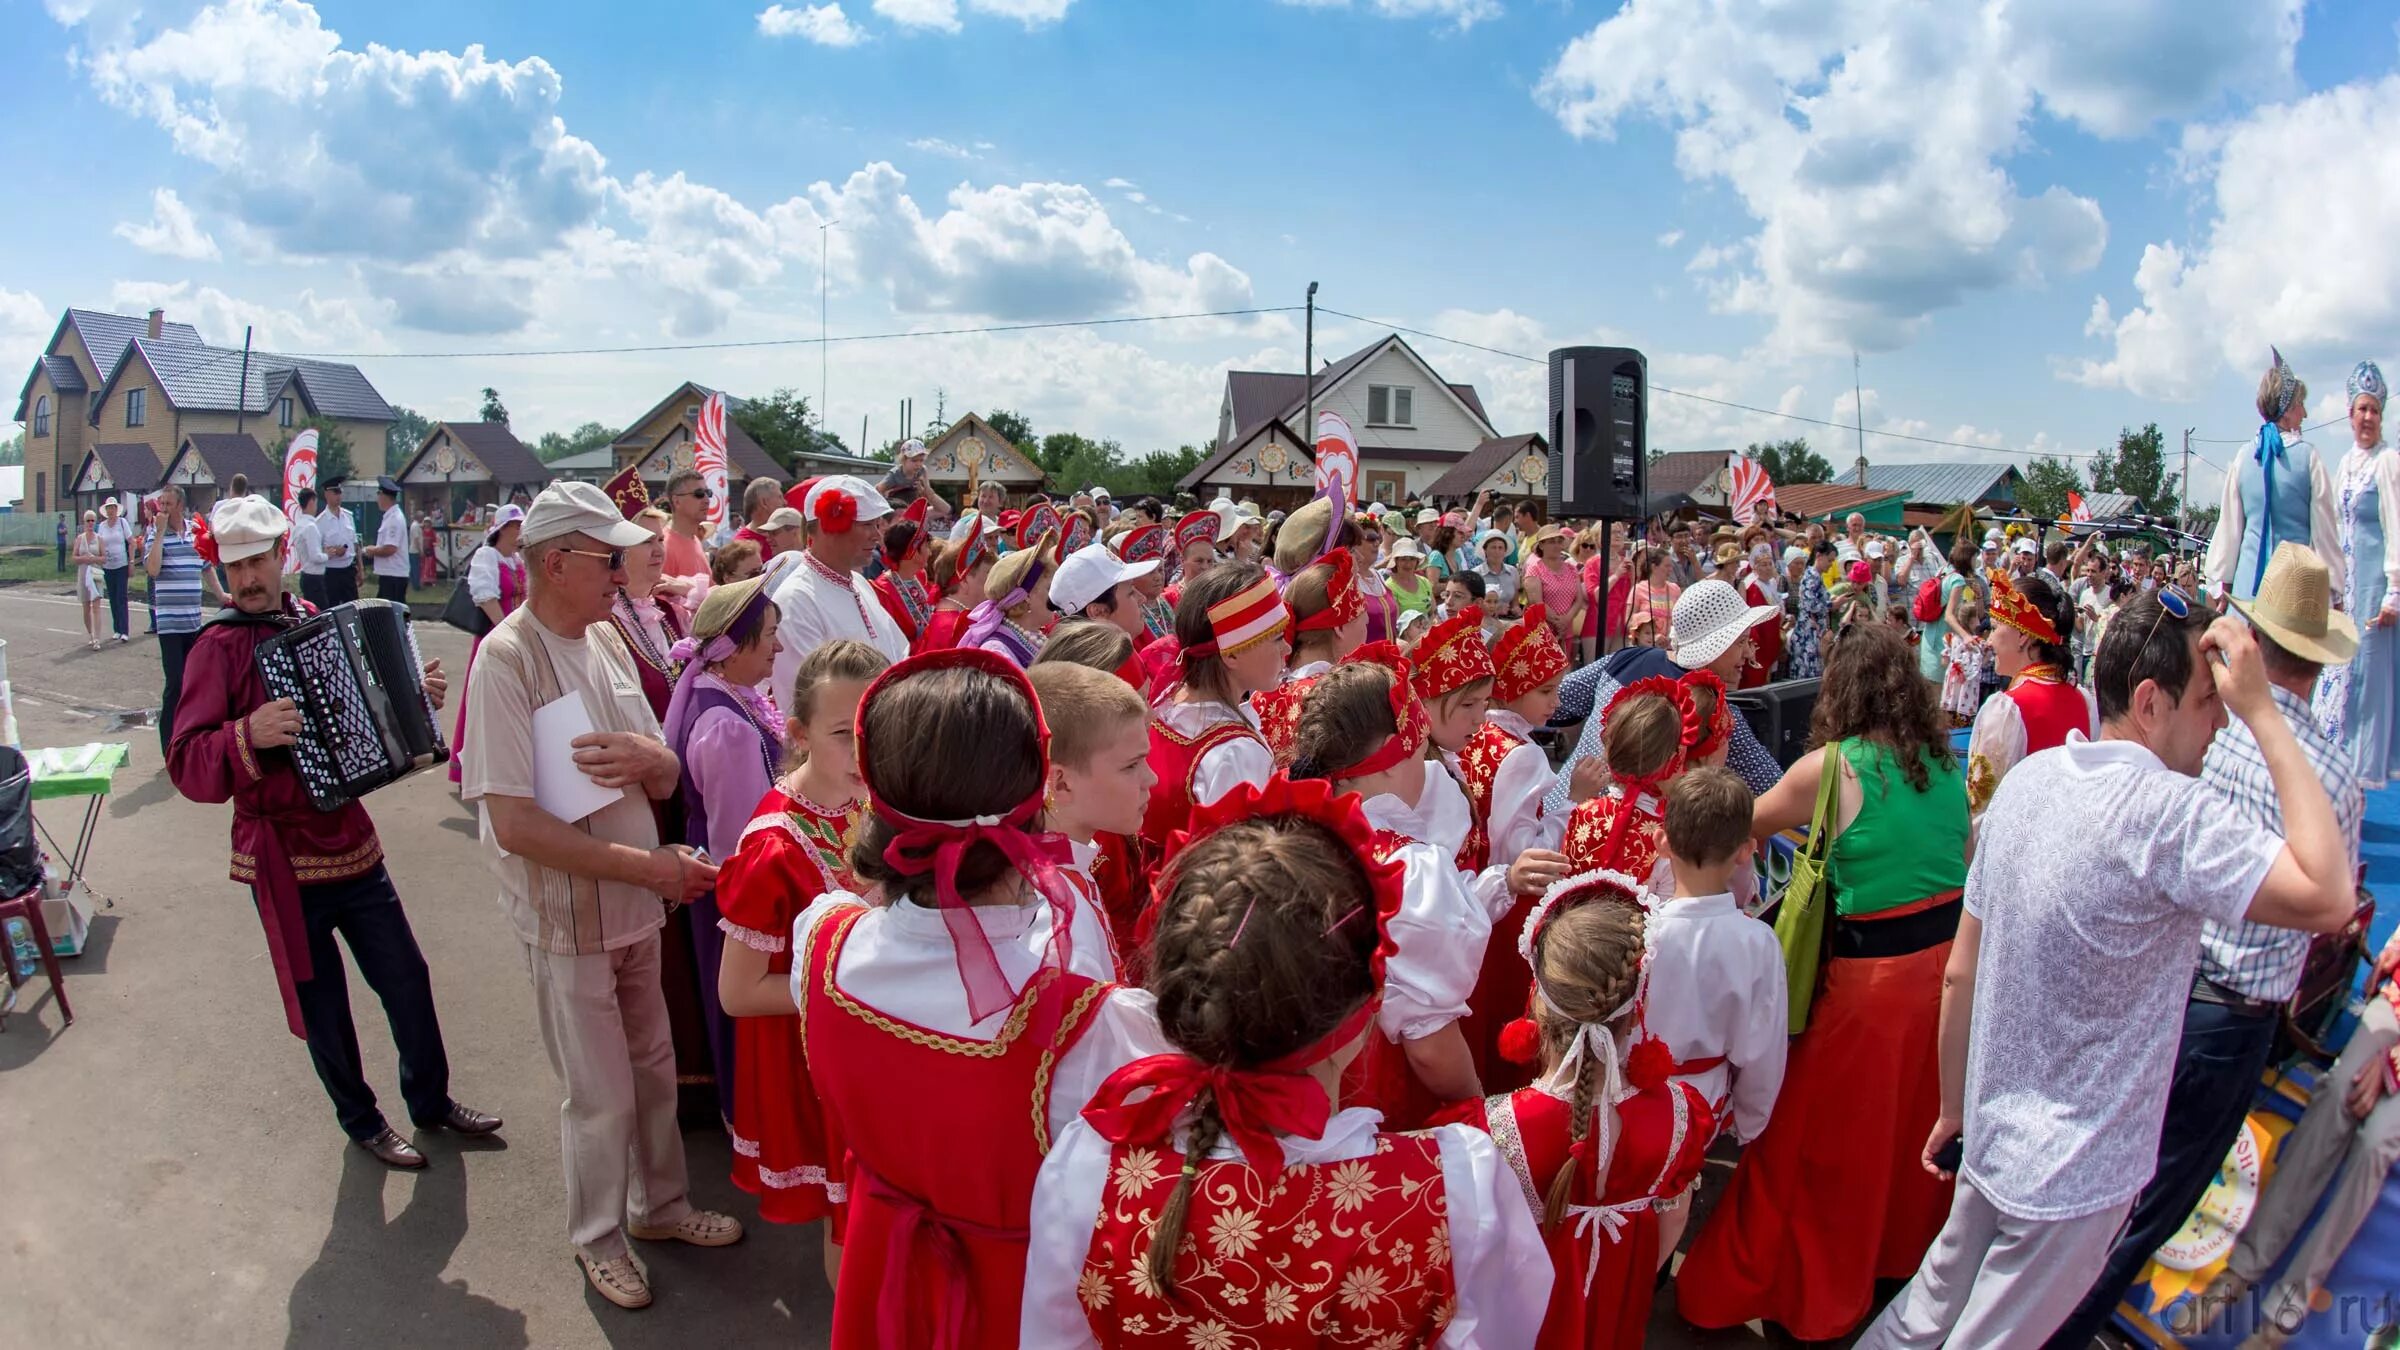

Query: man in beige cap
left=459, top=479, right=738, bottom=1310
left=167, top=495, right=500, bottom=1171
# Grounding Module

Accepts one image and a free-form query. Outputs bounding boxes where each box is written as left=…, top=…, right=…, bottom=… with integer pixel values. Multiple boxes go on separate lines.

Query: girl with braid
left=1023, top=776, right=1552, bottom=1348
left=1443, top=871, right=1716, bottom=1350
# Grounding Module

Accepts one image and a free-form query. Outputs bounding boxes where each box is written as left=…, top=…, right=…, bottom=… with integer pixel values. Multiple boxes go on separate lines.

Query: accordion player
left=255, top=599, right=451, bottom=811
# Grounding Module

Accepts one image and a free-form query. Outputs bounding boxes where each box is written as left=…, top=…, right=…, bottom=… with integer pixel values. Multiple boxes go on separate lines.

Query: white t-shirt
left=95, top=516, right=134, bottom=568
left=1960, top=733, right=2283, bottom=1221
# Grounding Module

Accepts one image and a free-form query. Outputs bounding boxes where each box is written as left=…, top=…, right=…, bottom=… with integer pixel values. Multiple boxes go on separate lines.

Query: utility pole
left=1303, top=282, right=1319, bottom=451
left=1851, top=351, right=1867, bottom=487
left=233, top=325, right=254, bottom=436
left=2181, top=427, right=2195, bottom=543
left=819, top=219, right=840, bottom=433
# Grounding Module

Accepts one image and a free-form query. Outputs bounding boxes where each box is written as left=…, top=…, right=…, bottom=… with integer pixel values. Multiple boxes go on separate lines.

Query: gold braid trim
left=233, top=715, right=261, bottom=783
left=819, top=905, right=1053, bottom=1057
left=230, top=836, right=383, bottom=885
left=1966, top=753, right=1999, bottom=815
left=1030, top=980, right=1115, bottom=1156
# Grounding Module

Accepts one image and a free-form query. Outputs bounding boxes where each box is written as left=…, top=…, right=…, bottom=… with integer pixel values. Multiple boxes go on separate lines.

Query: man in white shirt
left=770, top=474, right=908, bottom=703
left=289, top=487, right=327, bottom=609
left=317, top=482, right=359, bottom=606
left=365, top=476, right=411, bottom=605
left=1857, top=591, right=2358, bottom=1350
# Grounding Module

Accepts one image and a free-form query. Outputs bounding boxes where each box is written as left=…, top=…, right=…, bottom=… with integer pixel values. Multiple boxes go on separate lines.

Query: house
left=546, top=444, right=620, bottom=485
left=69, top=443, right=168, bottom=510
left=13, top=306, right=393, bottom=517
left=1423, top=433, right=1552, bottom=501
left=1774, top=483, right=1910, bottom=529
left=920, top=413, right=1047, bottom=500
left=1832, top=460, right=2022, bottom=513
left=610, top=381, right=882, bottom=492
left=161, top=432, right=278, bottom=514
left=1645, top=450, right=1736, bottom=510
left=395, top=420, right=552, bottom=511
left=1184, top=334, right=1516, bottom=509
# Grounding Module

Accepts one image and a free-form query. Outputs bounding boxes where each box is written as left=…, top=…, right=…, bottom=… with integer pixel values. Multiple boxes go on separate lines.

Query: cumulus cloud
left=106, top=279, right=382, bottom=352
left=2069, top=71, right=2400, bottom=401
left=871, top=0, right=1069, bottom=31
left=1655, top=230, right=1682, bottom=248
left=1536, top=0, right=2301, bottom=356
left=0, top=287, right=50, bottom=359
left=757, top=3, right=867, bottom=46
left=1273, top=0, right=1499, bottom=30
left=113, top=187, right=220, bottom=260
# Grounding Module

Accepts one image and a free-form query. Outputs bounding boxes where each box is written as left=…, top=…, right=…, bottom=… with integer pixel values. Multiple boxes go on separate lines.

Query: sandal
left=580, top=1252, right=652, bottom=1310
left=627, top=1209, right=744, bottom=1248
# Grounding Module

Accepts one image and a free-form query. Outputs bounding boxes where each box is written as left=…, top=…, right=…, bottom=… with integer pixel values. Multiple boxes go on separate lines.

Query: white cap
left=802, top=475, right=893, bottom=527
left=1051, top=542, right=1160, bottom=613
left=763, top=506, right=806, bottom=531
left=2012, top=537, right=2038, bottom=555
left=1984, top=528, right=2004, bottom=546
left=1864, top=540, right=1886, bottom=559
left=1415, top=508, right=1442, bottom=527
left=1388, top=537, right=1427, bottom=561
left=210, top=496, right=290, bottom=563
left=522, top=480, right=656, bottom=550
left=899, top=438, right=927, bottom=459
left=1782, top=545, right=1806, bottom=567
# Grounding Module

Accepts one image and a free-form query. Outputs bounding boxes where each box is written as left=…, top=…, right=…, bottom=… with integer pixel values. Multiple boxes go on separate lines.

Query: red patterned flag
left=695, top=391, right=729, bottom=534
left=1729, top=453, right=1776, bottom=525
left=2068, top=490, right=2090, bottom=523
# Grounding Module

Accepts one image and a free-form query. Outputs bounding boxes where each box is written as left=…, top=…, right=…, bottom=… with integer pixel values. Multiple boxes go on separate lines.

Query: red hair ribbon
left=1081, top=1038, right=1347, bottom=1173
left=1677, top=669, right=1735, bottom=760
left=1593, top=675, right=1692, bottom=870
left=1332, top=642, right=1430, bottom=779
left=1291, top=547, right=1365, bottom=634
left=190, top=514, right=220, bottom=567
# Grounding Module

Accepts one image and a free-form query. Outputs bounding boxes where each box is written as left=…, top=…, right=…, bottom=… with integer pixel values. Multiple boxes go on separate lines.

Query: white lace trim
left=731, top=1130, right=848, bottom=1199
left=718, top=918, right=787, bottom=953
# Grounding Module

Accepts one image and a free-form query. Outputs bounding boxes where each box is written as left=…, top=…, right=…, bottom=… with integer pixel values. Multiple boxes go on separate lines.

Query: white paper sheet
left=532, top=694, right=622, bottom=825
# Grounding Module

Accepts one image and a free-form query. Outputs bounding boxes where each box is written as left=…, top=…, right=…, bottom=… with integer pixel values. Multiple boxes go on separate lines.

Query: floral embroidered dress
left=1562, top=789, right=1667, bottom=890
left=715, top=784, right=859, bottom=1225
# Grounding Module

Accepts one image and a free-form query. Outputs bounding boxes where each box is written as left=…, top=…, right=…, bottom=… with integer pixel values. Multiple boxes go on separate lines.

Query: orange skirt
left=1675, top=940, right=1956, bottom=1340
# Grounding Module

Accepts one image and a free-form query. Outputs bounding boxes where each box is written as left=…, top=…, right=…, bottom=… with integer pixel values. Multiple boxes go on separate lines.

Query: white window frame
left=126, top=388, right=147, bottom=428
left=1366, top=383, right=1414, bottom=428
left=277, top=396, right=294, bottom=428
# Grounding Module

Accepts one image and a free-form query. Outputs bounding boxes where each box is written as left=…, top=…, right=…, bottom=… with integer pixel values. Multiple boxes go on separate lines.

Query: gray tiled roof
left=1832, top=460, right=2022, bottom=506
left=1223, top=336, right=1488, bottom=444
left=124, top=339, right=395, bottom=423
left=87, top=443, right=166, bottom=493
left=441, top=420, right=548, bottom=485
left=1425, top=433, right=1545, bottom=498
left=1648, top=450, right=1732, bottom=496
left=175, top=433, right=276, bottom=489
left=39, top=355, right=85, bottom=393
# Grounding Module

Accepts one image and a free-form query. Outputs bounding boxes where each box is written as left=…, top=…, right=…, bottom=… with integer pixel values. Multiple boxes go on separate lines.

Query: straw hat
left=2229, top=543, right=2357, bottom=666
left=689, top=568, right=779, bottom=643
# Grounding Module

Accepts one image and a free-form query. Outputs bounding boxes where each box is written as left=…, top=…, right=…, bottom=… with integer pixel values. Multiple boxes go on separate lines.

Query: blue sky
left=6, top=0, right=2398, bottom=502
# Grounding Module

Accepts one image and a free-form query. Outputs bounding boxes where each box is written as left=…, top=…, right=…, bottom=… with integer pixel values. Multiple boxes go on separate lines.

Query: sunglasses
left=678, top=487, right=713, bottom=501
left=2133, top=584, right=2191, bottom=663
left=558, top=545, right=627, bottom=570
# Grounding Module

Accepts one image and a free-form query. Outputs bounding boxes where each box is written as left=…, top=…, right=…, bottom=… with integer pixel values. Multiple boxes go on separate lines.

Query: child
left=1451, top=871, right=1717, bottom=1350
left=1644, top=765, right=1789, bottom=1255
left=868, top=499, right=934, bottom=642
left=1026, top=660, right=1154, bottom=969
left=1250, top=549, right=1368, bottom=765
left=714, top=640, right=886, bottom=1272
left=1109, top=522, right=1175, bottom=646
left=1940, top=590, right=1990, bottom=722
left=1021, top=776, right=1553, bottom=1347
left=1158, top=509, right=1220, bottom=611
left=962, top=530, right=1060, bottom=667
left=1627, top=547, right=1678, bottom=648
left=914, top=517, right=995, bottom=655
left=1413, top=607, right=1499, bottom=842
left=1561, top=678, right=1691, bottom=886
left=1141, top=562, right=1285, bottom=855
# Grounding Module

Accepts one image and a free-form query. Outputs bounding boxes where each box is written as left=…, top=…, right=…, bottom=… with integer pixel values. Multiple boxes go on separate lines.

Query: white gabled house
left=1183, top=334, right=1529, bottom=509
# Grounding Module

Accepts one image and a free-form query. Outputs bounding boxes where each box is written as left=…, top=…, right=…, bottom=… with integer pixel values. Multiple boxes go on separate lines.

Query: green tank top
left=1825, top=737, right=1970, bottom=916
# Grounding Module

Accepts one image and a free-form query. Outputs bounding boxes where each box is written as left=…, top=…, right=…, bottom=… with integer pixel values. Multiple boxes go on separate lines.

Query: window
left=277, top=396, right=294, bottom=428
left=126, top=388, right=147, bottom=428
left=31, top=395, right=48, bottom=438
left=1366, top=384, right=1414, bottom=427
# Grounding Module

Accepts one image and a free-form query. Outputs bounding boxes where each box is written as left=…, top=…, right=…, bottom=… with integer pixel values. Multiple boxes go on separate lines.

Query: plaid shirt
left=2194, top=684, right=2365, bottom=1001
left=1546, top=647, right=1782, bottom=816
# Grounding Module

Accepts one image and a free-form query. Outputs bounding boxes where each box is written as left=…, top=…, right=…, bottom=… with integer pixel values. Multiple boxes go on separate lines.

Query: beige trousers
left=522, top=932, right=692, bottom=1260
left=1855, top=1180, right=2132, bottom=1350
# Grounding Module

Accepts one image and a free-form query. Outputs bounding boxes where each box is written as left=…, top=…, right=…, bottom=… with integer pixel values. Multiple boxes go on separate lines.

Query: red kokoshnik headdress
left=1015, top=501, right=1062, bottom=552
left=1591, top=675, right=1693, bottom=871
left=1678, top=668, right=1735, bottom=760
left=1330, top=641, right=1431, bottom=778
left=853, top=646, right=1081, bottom=1025
left=1290, top=546, right=1366, bottom=636
left=1987, top=568, right=2061, bottom=646
left=877, top=497, right=931, bottom=569
left=1492, top=605, right=1570, bottom=703
left=1117, top=523, right=1166, bottom=565
left=1411, top=606, right=1494, bottom=702
left=1086, top=773, right=1405, bottom=1170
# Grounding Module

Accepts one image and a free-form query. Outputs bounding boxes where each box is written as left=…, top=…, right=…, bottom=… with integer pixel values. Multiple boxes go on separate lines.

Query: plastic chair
left=0, top=884, right=71, bottom=1029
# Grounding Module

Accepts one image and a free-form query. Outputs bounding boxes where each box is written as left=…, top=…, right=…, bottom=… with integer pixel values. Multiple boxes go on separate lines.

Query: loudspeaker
left=1548, top=346, right=1647, bottom=519
left=1727, top=676, right=1819, bottom=769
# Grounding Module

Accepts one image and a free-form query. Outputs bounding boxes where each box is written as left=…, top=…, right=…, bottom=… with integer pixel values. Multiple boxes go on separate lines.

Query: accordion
left=255, top=599, right=450, bottom=811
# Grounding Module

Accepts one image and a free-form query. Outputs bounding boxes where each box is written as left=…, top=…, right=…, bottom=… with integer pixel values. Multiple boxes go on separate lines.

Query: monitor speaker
left=1727, top=676, right=1819, bottom=769
left=1548, top=346, right=1647, bottom=519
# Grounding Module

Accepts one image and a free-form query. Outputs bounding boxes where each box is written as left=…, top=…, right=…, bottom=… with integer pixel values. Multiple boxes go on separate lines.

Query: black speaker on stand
left=1727, top=676, right=1821, bottom=769
left=1548, top=346, right=1648, bottom=521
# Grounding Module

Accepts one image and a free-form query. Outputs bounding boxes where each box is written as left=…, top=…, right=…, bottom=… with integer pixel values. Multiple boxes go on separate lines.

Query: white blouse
left=1360, top=784, right=1495, bottom=1043
left=1483, top=709, right=1566, bottom=863
left=1157, top=698, right=1273, bottom=810
left=1640, top=890, right=1789, bottom=1144
left=1022, top=1108, right=1554, bottom=1350
left=790, top=888, right=1166, bottom=1144
left=465, top=543, right=524, bottom=605
left=2337, top=442, right=2400, bottom=606
left=1965, top=681, right=2099, bottom=817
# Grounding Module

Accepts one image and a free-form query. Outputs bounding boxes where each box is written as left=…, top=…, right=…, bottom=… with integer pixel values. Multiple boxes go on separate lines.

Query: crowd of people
left=145, top=355, right=2400, bottom=1350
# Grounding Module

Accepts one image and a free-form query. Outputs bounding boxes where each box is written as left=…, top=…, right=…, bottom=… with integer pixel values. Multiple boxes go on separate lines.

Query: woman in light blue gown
left=2317, top=360, right=2400, bottom=782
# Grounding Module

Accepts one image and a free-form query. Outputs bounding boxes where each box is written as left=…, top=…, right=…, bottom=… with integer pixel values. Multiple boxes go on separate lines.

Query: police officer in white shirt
left=290, top=487, right=327, bottom=609
left=317, top=481, right=359, bottom=606
left=365, top=476, right=411, bottom=606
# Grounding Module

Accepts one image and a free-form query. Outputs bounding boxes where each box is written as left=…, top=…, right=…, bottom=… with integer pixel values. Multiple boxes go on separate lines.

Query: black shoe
left=357, top=1127, right=427, bottom=1169
left=416, top=1101, right=504, bottom=1135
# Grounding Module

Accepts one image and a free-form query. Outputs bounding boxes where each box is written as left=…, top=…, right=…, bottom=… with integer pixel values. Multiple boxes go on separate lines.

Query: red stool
left=0, top=885, right=71, bottom=1030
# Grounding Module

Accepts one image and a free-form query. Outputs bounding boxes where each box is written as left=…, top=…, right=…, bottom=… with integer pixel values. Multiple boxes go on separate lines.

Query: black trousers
left=322, top=567, right=359, bottom=607
left=298, top=572, right=328, bottom=610
left=157, top=631, right=195, bottom=757
left=2042, top=995, right=2280, bottom=1349
left=288, top=865, right=453, bottom=1141
left=103, top=565, right=130, bottom=637
left=374, top=573, right=410, bottom=606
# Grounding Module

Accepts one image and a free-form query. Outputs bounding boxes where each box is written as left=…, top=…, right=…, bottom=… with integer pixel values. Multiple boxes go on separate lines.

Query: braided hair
left=1528, top=900, right=1648, bottom=1227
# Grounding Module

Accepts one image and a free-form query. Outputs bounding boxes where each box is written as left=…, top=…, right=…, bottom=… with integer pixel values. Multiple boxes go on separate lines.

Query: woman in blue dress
left=2317, top=360, right=2400, bottom=782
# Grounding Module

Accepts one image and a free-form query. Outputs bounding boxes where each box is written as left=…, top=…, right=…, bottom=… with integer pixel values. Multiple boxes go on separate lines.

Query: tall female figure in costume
left=1139, top=562, right=1284, bottom=854
left=1023, top=776, right=1554, bottom=1348
left=1963, top=569, right=2092, bottom=815
left=915, top=517, right=995, bottom=655
left=2316, top=360, right=2400, bottom=781
left=2208, top=348, right=2343, bottom=604
left=792, top=649, right=1164, bottom=1350
left=449, top=504, right=526, bottom=785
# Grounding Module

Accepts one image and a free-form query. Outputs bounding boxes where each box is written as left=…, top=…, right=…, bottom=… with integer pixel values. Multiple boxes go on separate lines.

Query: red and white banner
left=282, top=429, right=319, bottom=573
left=1728, top=453, right=1776, bottom=526
left=1314, top=411, right=1359, bottom=505
left=695, top=391, right=730, bottom=534
left=2068, top=490, right=2090, bottom=523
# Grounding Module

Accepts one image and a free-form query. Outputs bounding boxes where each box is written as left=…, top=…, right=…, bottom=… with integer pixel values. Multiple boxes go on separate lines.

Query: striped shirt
left=2194, top=683, right=2364, bottom=1000
left=150, top=525, right=208, bottom=635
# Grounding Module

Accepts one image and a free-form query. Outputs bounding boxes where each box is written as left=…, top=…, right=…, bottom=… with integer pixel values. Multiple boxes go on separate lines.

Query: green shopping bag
left=1772, top=740, right=1843, bottom=1035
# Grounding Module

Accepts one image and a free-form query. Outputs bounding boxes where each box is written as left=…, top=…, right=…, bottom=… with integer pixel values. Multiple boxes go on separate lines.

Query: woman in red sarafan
left=1020, top=774, right=1554, bottom=1348
left=869, top=499, right=935, bottom=642
left=914, top=514, right=996, bottom=656
left=712, top=640, right=887, bottom=1273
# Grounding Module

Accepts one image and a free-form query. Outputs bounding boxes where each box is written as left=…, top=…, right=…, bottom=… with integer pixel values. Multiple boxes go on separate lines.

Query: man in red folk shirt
left=167, top=495, right=502, bottom=1169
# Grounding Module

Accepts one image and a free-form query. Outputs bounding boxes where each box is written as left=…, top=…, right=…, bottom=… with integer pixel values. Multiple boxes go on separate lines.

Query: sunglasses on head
left=2133, top=583, right=2192, bottom=660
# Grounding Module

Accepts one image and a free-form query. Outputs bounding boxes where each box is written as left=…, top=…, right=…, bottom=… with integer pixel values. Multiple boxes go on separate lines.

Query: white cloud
left=2083, top=294, right=2113, bottom=338
left=1655, top=229, right=1682, bottom=248
left=0, top=288, right=50, bottom=364
left=757, top=3, right=867, bottom=46
left=105, top=279, right=382, bottom=353
left=1274, top=0, right=1499, bottom=30
left=965, top=0, right=1075, bottom=23
left=2069, top=72, right=2400, bottom=401
left=113, top=186, right=221, bottom=260
left=907, top=137, right=980, bottom=159
left=874, top=0, right=958, bottom=32
left=1537, top=0, right=2295, bottom=356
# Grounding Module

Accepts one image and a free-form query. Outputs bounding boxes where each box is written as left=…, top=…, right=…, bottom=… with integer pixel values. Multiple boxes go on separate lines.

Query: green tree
left=983, top=409, right=1036, bottom=450
left=0, top=430, right=21, bottom=467
left=384, top=405, right=432, bottom=473
left=478, top=387, right=509, bottom=425
left=1746, top=437, right=1835, bottom=485
left=1120, top=444, right=1206, bottom=499
left=2090, top=422, right=2178, bottom=517
left=729, top=388, right=850, bottom=474
left=533, top=420, right=619, bottom=462
left=2017, top=454, right=2086, bottom=522
left=276, top=416, right=355, bottom=487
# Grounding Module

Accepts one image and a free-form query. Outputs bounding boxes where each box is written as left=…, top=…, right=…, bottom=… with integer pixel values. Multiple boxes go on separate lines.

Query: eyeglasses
left=678, top=487, right=713, bottom=501
left=557, top=545, right=627, bottom=570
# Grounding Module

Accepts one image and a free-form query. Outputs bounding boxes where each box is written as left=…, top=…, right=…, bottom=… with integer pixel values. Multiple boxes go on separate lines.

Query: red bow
left=190, top=515, right=219, bottom=566
left=1083, top=1054, right=1335, bottom=1173
left=878, top=801, right=1078, bottom=1023
left=817, top=488, right=859, bottom=535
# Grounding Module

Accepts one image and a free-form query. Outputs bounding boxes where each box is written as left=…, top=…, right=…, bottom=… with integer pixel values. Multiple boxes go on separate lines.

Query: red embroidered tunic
left=1248, top=675, right=1320, bottom=769
left=1140, top=717, right=1268, bottom=857
left=716, top=786, right=858, bottom=1225
left=1077, top=1133, right=1459, bottom=1347
left=1460, top=1080, right=1715, bottom=1350
left=1455, top=722, right=1521, bottom=875
left=1562, top=791, right=1665, bottom=883
left=1454, top=722, right=1540, bottom=1092
left=801, top=906, right=1116, bottom=1350
left=915, top=603, right=974, bottom=656
left=872, top=571, right=933, bottom=642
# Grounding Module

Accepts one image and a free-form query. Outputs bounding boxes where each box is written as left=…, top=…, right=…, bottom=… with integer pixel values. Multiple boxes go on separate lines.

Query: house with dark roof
left=1185, top=334, right=1516, bottom=508
left=162, top=432, right=278, bottom=513
left=13, top=305, right=393, bottom=517
left=396, top=420, right=553, bottom=509
left=1423, top=433, right=1552, bottom=500
left=1831, top=460, right=2024, bottom=512
left=921, top=413, right=1047, bottom=497
left=69, top=443, right=169, bottom=508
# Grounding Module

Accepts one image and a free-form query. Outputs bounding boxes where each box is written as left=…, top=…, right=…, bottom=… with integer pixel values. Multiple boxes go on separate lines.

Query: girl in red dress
left=793, top=648, right=1165, bottom=1350
left=1410, top=606, right=1500, bottom=870
left=1022, top=774, right=1554, bottom=1348
left=1560, top=679, right=1692, bottom=888
left=868, top=499, right=935, bottom=643
left=1249, top=549, right=1368, bottom=766
left=714, top=639, right=887, bottom=1287
left=1140, top=563, right=1285, bottom=856
left=913, top=516, right=995, bottom=656
left=1451, top=870, right=1717, bottom=1350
